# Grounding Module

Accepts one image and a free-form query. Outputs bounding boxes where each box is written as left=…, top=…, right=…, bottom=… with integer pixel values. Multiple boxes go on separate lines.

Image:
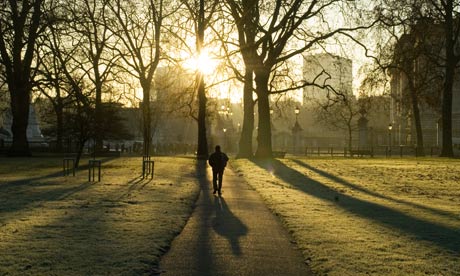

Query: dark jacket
left=208, top=151, right=229, bottom=171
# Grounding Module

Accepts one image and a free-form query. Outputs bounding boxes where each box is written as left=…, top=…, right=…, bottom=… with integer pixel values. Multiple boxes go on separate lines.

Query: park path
left=158, top=162, right=312, bottom=276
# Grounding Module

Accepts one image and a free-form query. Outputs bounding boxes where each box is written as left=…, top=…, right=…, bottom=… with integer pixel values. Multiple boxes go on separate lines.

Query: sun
left=183, top=50, right=218, bottom=75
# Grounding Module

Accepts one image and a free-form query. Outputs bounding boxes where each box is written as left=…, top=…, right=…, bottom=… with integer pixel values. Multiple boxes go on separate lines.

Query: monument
left=0, top=105, right=47, bottom=146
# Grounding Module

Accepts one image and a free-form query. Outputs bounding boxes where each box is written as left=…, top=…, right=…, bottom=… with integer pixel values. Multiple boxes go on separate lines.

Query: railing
left=302, top=146, right=442, bottom=157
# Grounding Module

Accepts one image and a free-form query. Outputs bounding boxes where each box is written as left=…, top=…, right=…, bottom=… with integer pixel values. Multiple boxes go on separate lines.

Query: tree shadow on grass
left=0, top=157, right=121, bottom=216
left=0, top=157, right=118, bottom=192
left=0, top=182, right=96, bottom=217
left=291, top=159, right=458, bottom=220
left=251, top=158, right=460, bottom=253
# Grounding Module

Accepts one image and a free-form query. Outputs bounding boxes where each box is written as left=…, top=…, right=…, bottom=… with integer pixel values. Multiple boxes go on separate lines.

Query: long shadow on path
left=212, top=196, right=248, bottom=256
left=251, top=158, right=460, bottom=253
left=192, top=159, right=215, bottom=275
left=160, top=160, right=311, bottom=276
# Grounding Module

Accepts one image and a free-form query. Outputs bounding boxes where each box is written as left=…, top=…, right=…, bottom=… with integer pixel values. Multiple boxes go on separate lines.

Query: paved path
left=159, top=162, right=312, bottom=276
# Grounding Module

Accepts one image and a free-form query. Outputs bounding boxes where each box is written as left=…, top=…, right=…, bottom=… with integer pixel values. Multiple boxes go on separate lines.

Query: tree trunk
left=237, top=69, right=254, bottom=158
left=74, top=138, right=87, bottom=168
left=56, top=106, right=64, bottom=152
left=440, top=64, right=454, bottom=157
left=8, top=85, right=31, bottom=156
left=440, top=3, right=455, bottom=157
left=408, top=84, right=425, bottom=156
left=54, top=83, right=64, bottom=152
left=196, top=71, right=208, bottom=159
left=142, top=82, right=152, bottom=156
left=196, top=0, right=208, bottom=160
left=348, top=125, right=352, bottom=152
left=254, top=70, right=272, bottom=158
left=94, top=78, right=103, bottom=151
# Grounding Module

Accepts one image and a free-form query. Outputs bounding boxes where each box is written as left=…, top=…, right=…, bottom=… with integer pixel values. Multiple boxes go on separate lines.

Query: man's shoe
left=218, top=190, right=222, bottom=196
left=213, top=190, right=217, bottom=194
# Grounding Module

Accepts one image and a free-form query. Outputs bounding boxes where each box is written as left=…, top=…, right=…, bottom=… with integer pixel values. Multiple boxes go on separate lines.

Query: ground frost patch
left=0, top=156, right=200, bottom=275
left=233, top=157, right=460, bottom=276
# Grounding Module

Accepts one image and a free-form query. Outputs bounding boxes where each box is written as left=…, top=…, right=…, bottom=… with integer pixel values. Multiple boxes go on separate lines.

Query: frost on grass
left=232, top=157, right=460, bottom=276
left=0, top=156, right=200, bottom=275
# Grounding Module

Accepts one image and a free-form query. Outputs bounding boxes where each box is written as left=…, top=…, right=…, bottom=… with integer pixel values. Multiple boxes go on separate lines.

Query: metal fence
left=303, top=146, right=442, bottom=157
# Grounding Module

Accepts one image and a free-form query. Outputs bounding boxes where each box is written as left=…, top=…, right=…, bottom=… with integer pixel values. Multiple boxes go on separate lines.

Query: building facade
left=303, top=53, right=353, bottom=104
left=297, top=53, right=354, bottom=149
left=390, top=21, right=460, bottom=149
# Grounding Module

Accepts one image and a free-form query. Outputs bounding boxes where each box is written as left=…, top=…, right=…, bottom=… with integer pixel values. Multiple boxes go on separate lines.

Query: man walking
left=208, top=145, right=229, bottom=196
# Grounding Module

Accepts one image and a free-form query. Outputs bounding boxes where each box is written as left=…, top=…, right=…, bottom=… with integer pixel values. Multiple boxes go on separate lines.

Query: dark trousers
left=212, top=169, right=224, bottom=192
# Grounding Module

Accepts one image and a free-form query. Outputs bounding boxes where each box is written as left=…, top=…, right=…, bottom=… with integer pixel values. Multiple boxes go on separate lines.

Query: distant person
left=208, top=145, right=229, bottom=196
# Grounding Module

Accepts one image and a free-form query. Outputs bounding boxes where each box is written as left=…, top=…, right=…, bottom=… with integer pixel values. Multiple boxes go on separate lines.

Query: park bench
left=349, top=149, right=374, bottom=157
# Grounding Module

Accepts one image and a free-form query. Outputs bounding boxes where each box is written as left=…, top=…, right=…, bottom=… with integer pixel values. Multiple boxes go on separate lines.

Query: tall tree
left=35, top=10, right=72, bottom=152
left=63, top=0, right=118, bottom=151
left=359, top=23, right=441, bottom=157
left=373, top=0, right=458, bottom=157
left=180, top=0, right=219, bottom=159
left=430, top=0, right=459, bottom=157
left=226, top=0, right=370, bottom=158
left=0, top=0, right=45, bottom=156
left=225, top=0, right=257, bottom=158
left=107, top=0, right=164, bottom=156
left=391, top=27, right=443, bottom=156
left=314, top=95, right=370, bottom=151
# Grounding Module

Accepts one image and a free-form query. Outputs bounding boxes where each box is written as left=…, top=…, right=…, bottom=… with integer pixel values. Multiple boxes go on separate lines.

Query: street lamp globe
left=295, top=106, right=300, bottom=115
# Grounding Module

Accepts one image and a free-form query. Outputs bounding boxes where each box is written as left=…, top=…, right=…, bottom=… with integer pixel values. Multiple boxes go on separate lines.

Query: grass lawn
left=232, top=157, right=460, bottom=276
left=0, top=156, right=201, bottom=275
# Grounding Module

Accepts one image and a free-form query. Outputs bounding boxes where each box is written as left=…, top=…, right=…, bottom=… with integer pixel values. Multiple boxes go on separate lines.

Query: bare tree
left=62, top=0, right=119, bottom=151
left=223, top=0, right=257, bottom=158
left=42, top=7, right=99, bottom=165
left=424, top=0, right=459, bottom=157
left=314, top=94, right=369, bottom=151
left=392, top=25, right=444, bottom=156
left=357, top=19, right=443, bottom=157
left=374, top=0, right=460, bottom=157
left=177, top=0, right=219, bottom=159
left=34, top=10, right=72, bottom=152
left=0, top=0, right=45, bottom=156
left=225, top=0, right=373, bottom=158
left=107, top=0, right=165, bottom=156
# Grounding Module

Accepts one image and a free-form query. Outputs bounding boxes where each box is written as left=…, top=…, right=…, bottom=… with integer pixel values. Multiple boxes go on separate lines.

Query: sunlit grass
left=0, top=156, right=200, bottom=275
left=232, top=157, right=460, bottom=276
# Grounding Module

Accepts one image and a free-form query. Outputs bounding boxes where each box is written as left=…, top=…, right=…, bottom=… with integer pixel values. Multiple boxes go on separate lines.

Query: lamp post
left=217, top=104, right=234, bottom=151
left=292, top=107, right=302, bottom=154
left=223, top=128, right=227, bottom=149
left=388, top=123, right=393, bottom=157
left=295, top=106, right=300, bottom=122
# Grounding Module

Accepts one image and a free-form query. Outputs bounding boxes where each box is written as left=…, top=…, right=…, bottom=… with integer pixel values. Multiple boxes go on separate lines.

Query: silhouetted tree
left=225, top=0, right=373, bottom=158
left=62, top=0, right=119, bottom=151
left=224, top=0, right=257, bottom=158
left=179, top=0, right=219, bottom=159
left=35, top=13, right=72, bottom=152
left=374, top=0, right=459, bottom=157
left=0, top=0, right=45, bottom=156
left=107, top=0, right=166, bottom=156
